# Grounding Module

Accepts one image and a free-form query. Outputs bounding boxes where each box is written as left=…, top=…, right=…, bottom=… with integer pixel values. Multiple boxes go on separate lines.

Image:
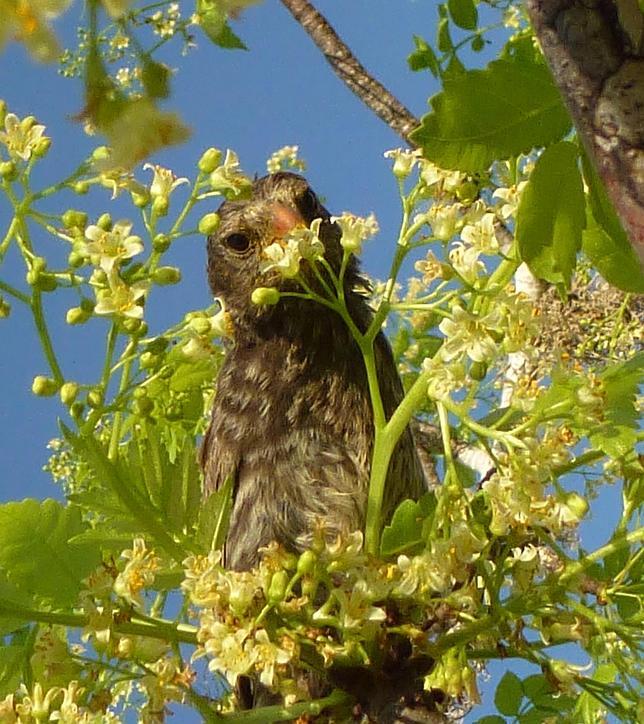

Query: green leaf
left=196, top=475, right=233, bottom=553
left=197, top=0, right=247, bottom=50
left=0, top=643, right=26, bottom=695
left=516, top=141, right=585, bottom=286
left=0, top=571, right=32, bottom=636
left=448, top=0, right=478, bottom=30
left=495, top=671, right=523, bottom=716
left=0, top=499, right=100, bottom=607
left=437, top=17, right=453, bottom=53
left=583, top=208, right=644, bottom=292
left=474, top=717, right=506, bottom=724
left=410, top=53, right=571, bottom=172
left=521, top=674, right=552, bottom=702
left=590, top=354, right=644, bottom=458
left=380, top=493, right=437, bottom=557
left=408, top=35, right=439, bottom=77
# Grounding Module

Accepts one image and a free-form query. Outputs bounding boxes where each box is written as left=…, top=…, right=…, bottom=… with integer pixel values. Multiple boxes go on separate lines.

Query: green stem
left=0, top=598, right=198, bottom=645
left=31, top=289, right=64, bottom=383
left=216, top=689, right=352, bottom=723
left=0, top=278, right=30, bottom=304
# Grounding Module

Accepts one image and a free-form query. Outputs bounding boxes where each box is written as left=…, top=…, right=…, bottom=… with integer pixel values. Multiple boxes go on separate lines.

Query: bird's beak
left=269, top=202, right=305, bottom=238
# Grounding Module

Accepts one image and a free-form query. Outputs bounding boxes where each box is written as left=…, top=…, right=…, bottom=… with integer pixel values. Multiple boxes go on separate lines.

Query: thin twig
left=279, top=0, right=419, bottom=142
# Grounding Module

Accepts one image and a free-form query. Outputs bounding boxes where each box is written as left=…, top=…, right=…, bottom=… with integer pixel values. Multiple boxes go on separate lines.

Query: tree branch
left=279, top=0, right=419, bottom=141
left=525, top=0, right=644, bottom=262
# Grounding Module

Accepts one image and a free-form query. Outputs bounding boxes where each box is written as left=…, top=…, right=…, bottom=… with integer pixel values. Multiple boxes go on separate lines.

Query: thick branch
left=525, top=0, right=644, bottom=262
left=279, top=0, right=419, bottom=141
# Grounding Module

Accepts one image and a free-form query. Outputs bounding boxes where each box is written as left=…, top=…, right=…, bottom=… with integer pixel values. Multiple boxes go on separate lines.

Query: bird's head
left=206, top=172, right=361, bottom=326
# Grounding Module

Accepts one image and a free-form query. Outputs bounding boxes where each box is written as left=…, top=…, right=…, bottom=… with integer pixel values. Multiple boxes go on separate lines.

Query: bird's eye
left=298, top=187, right=319, bottom=222
left=224, top=232, right=251, bottom=254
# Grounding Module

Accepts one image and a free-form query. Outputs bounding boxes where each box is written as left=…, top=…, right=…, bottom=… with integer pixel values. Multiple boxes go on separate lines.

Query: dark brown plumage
left=201, top=172, right=425, bottom=571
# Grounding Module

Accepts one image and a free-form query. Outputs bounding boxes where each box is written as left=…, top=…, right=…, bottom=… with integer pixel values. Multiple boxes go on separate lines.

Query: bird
left=200, top=171, right=426, bottom=572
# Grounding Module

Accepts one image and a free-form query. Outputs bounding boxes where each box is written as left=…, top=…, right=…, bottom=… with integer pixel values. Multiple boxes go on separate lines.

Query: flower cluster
left=259, top=218, right=324, bottom=278
left=266, top=145, right=306, bottom=174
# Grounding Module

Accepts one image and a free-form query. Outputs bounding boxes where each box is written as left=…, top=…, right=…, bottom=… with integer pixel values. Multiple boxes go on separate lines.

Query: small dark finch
left=201, top=172, right=425, bottom=571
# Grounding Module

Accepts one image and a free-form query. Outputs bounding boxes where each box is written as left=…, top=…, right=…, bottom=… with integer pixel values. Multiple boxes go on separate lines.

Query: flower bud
left=21, top=115, right=36, bottom=131
left=60, top=382, right=79, bottom=406
left=32, top=137, right=51, bottom=158
left=96, top=213, right=112, bottom=231
left=132, top=189, right=150, bottom=208
left=251, top=287, right=280, bottom=306
left=134, top=397, right=154, bottom=416
left=152, top=266, right=181, bottom=285
left=32, top=375, right=59, bottom=396
left=32, top=256, right=47, bottom=273
left=189, top=317, right=212, bottom=335
left=62, top=209, right=88, bottom=230
left=0, top=297, right=10, bottom=318
left=563, top=492, right=589, bottom=520
left=72, top=180, right=90, bottom=195
left=122, top=317, right=144, bottom=335
left=469, top=361, right=487, bottom=381
left=297, top=550, right=317, bottom=576
left=68, top=250, right=85, bottom=268
left=36, top=273, right=58, bottom=292
left=0, top=100, right=6, bottom=126
left=147, top=336, right=169, bottom=354
left=91, top=146, right=111, bottom=162
left=151, top=196, right=169, bottom=216
left=0, top=161, right=17, bottom=180
left=80, top=297, right=95, bottom=313
left=70, top=401, right=85, bottom=419
left=87, top=389, right=103, bottom=408
left=153, top=233, right=171, bottom=252
left=140, top=351, right=159, bottom=369
left=198, top=147, right=222, bottom=174
left=66, top=307, right=90, bottom=325
left=198, top=212, right=220, bottom=235
left=268, top=570, right=289, bottom=603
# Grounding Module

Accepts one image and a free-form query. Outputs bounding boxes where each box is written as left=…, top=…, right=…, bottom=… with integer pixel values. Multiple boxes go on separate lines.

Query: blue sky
left=0, top=1, right=621, bottom=720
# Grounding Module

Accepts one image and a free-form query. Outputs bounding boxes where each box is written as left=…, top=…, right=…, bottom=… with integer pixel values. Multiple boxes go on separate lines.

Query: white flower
left=253, top=630, right=294, bottom=687
left=0, top=113, right=46, bottom=161
left=94, top=274, right=149, bottom=319
left=331, top=212, right=379, bottom=254
left=113, top=538, right=158, bottom=606
left=448, top=242, right=485, bottom=285
left=203, top=623, right=254, bottom=686
left=80, top=220, right=143, bottom=272
left=209, top=149, right=252, bottom=198
left=143, top=163, right=189, bottom=199
left=423, top=358, right=465, bottom=399
left=428, top=203, right=461, bottom=241
left=439, top=306, right=499, bottom=363
left=460, top=213, right=499, bottom=254
left=384, top=148, right=420, bottom=179
left=266, top=145, right=306, bottom=174
left=286, top=217, right=324, bottom=260
left=493, top=182, right=527, bottom=220
left=260, top=239, right=302, bottom=278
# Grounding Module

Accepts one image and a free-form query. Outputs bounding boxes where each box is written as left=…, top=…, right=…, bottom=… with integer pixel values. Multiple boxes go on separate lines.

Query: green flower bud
left=68, top=250, right=85, bottom=268
left=152, top=266, right=181, bottom=285
left=96, top=213, right=112, bottom=231
left=469, top=361, right=487, bottom=381
left=152, top=233, right=171, bottom=253
left=564, top=492, right=589, bottom=520
left=140, top=351, right=159, bottom=369
left=132, top=190, right=150, bottom=208
left=198, top=147, right=222, bottom=174
left=32, top=256, right=47, bottom=272
left=69, top=401, right=85, bottom=420
left=198, top=213, right=220, bottom=235
left=0, top=297, right=10, bottom=318
left=147, top=336, right=169, bottom=354
left=66, top=307, right=90, bottom=325
left=0, top=161, right=17, bottom=180
left=62, top=209, right=88, bottom=230
left=36, top=273, right=58, bottom=292
left=121, top=317, right=144, bottom=335
left=32, top=137, right=51, bottom=158
left=32, top=375, right=59, bottom=396
left=0, top=100, right=6, bottom=126
left=72, top=180, right=90, bottom=195
left=59, top=382, right=79, bottom=406
left=133, top=387, right=148, bottom=400
left=26, top=269, right=39, bottom=286
left=251, top=287, right=280, bottom=306
left=268, top=570, right=289, bottom=603
left=79, top=297, right=95, bottom=313
left=296, top=550, right=317, bottom=576
left=91, top=146, right=110, bottom=162
left=134, top=397, right=154, bottom=416
left=151, top=196, right=169, bottom=217
left=87, top=389, right=103, bottom=408
left=189, top=317, right=212, bottom=335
